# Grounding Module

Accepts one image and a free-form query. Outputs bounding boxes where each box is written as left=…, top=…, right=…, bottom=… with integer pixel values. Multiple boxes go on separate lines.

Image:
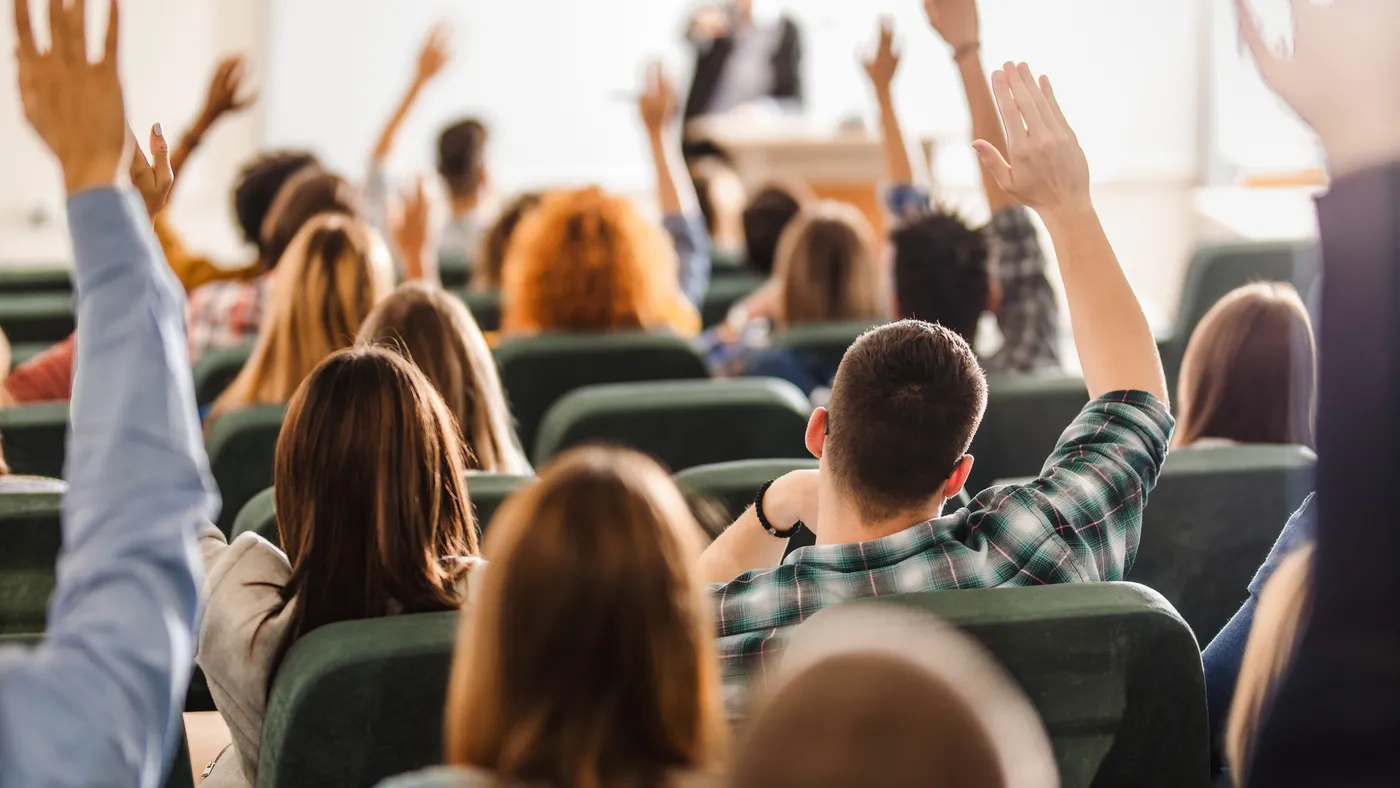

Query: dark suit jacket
left=683, top=15, right=803, bottom=123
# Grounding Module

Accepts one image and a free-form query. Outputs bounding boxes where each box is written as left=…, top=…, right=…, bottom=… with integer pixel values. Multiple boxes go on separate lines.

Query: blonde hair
left=210, top=214, right=393, bottom=422
left=1225, top=544, right=1314, bottom=783
left=773, top=201, right=886, bottom=329
left=443, top=447, right=727, bottom=787
left=358, top=282, right=531, bottom=475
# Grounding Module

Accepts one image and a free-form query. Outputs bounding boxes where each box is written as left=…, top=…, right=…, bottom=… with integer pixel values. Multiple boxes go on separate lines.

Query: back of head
left=1175, top=282, right=1317, bottom=448
left=825, top=320, right=988, bottom=523
left=502, top=187, right=680, bottom=333
left=774, top=201, right=885, bottom=328
left=445, top=446, right=726, bottom=787
left=212, top=214, right=393, bottom=417
left=438, top=118, right=489, bottom=200
left=474, top=192, right=542, bottom=290
left=259, top=169, right=365, bottom=272
left=358, top=282, right=530, bottom=475
left=742, top=184, right=807, bottom=276
left=269, top=346, right=478, bottom=663
left=891, top=208, right=990, bottom=343
left=233, top=150, right=320, bottom=258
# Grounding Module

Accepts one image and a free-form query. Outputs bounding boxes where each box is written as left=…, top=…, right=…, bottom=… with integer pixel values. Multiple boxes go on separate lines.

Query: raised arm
left=640, top=60, right=711, bottom=305
left=372, top=25, right=451, bottom=166
left=170, top=55, right=257, bottom=180
left=974, top=64, right=1167, bottom=403
left=0, top=2, right=219, bottom=786
left=863, top=18, right=925, bottom=189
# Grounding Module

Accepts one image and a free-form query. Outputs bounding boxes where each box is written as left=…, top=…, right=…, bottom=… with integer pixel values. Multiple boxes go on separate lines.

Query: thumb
left=972, top=140, right=1013, bottom=190
left=149, top=123, right=173, bottom=193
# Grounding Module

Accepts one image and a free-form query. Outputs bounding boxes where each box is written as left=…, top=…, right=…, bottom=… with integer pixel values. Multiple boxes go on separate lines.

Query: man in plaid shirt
left=699, top=41, right=1174, bottom=712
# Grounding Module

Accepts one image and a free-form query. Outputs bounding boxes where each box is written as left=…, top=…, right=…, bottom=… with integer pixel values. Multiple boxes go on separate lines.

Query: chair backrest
left=0, top=403, right=69, bottom=479
left=207, top=405, right=288, bottom=536
left=231, top=486, right=279, bottom=544
left=0, top=492, right=63, bottom=634
left=192, top=345, right=254, bottom=407
left=0, top=292, right=75, bottom=344
left=769, top=320, right=878, bottom=371
left=1127, top=443, right=1315, bottom=644
left=674, top=458, right=819, bottom=522
left=700, top=275, right=764, bottom=328
left=258, top=612, right=459, bottom=788
left=965, top=375, right=1090, bottom=493
left=456, top=289, right=501, bottom=333
left=0, top=266, right=72, bottom=295
left=495, top=332, right=709, bottom=459
left=437, top=253, right=470, bottom=289
left=871, top=582, right=1209, bottom=788
left=534, top=379, right=811, bottom=472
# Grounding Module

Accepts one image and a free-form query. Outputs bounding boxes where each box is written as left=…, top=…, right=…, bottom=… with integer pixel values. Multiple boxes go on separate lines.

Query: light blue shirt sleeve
left=663, top=211, right=712, bottom=307
left=0, top=188, right=219, bottom=787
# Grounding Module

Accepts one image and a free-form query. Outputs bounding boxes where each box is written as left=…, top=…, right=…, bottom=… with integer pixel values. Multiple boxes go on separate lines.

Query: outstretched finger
left=103, top=0, right=119, bottom=63
left=1039, top=74, right=1072, bottom=134
left=990, top=68, right=1026, bottom=144
left=149, top=123, right=172, bottom=195
left=1010, top=62, right=1047, bottom=134
left=972, top=139, right=1013, bottom=192
left=14, top=0, right=38, bottom=58
left=49, top=0, right=74, bottom=61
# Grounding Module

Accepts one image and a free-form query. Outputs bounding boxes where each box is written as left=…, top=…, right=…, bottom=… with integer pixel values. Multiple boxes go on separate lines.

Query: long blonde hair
left=443, top=447, right=727, bottom=787
left=358, top=282, right=531, bottom=475
left=1225, top=545, right=1314, bottom=784
left=210, top=214, right=393, bottom=422
left=773, top=201, right=886, bottom=329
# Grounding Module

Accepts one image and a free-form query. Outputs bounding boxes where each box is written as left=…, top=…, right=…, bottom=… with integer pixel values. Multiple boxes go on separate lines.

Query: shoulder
left=202, top=532, right=294, bottom=632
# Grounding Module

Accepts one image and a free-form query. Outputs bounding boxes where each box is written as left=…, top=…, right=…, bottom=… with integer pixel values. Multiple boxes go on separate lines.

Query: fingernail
left=153, top=123, right=164, bottom=138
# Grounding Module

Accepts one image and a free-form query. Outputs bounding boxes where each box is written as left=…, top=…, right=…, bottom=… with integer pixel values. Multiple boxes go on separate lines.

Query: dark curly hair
left=233, top=151, right=320, bottom=258
left=742, top=184, right=808, bottom=277
left=438, top=119, right=489, bottom=199
left=891, top=209, right=990, bottom=345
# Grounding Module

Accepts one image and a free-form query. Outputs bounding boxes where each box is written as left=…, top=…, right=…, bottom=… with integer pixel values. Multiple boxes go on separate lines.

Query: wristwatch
left=754, top=479, right=803, bottom=538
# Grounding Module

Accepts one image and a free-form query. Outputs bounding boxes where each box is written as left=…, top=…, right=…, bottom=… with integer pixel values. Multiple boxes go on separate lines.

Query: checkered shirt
left=186, top=276, right=270, bottom=363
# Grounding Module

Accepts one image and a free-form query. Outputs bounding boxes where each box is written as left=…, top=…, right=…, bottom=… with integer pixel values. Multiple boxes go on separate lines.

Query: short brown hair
left=444, top=447, right=727, bottom=785
left=1175, top=282, right=1316, bottom=449
left=774, top=201, right=886, bottom=328
left=438, top=119, right=489, bottom=199
left=472, top=192, right=541, bottom=291
left=258, top=168, right=364, bottom=271
left=825, top=320, right=988, bottom=521
left=742, top=183, right=809, bottom=276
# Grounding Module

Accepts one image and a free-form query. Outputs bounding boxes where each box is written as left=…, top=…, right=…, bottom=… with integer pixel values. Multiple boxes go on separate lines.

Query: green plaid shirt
left=713, top=390, right=1174, bottom=711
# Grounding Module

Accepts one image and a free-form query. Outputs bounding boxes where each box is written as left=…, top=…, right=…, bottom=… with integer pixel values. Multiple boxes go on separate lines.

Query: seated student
left=866, top=5, right=1060, bottom=372
left=1174, top=282, right=1316, bottom=449
left=1, top=3, right=219, bottom=781
left=500, top=64, right=710, bottom=336
left=358, top=282, right=532, bottom=474
left=699, top=63, right=1172, bottom=710
left=741, top=183, right=809, bottom=279
left=197, top=346, right=482, bottom=787
left=206, top=214, right=393, bottom=424
left=471, top=192, right=540, bottom=292
left=379, top=447, right=727, bottom=788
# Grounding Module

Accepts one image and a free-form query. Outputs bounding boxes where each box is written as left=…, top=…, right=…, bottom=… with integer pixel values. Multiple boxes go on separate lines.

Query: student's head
left=444, top=446, right=726, bottom=786
left=358, top=282, right=530, bottom=475
left=814, top=320, right=987, bottom=526
left=502, top=187, right=684, bottom=333
left=1226, top=545, right=1314, bottom=784
left=211, top=215, right=394, bottom=420
left=773, top=201, right=886, bottom=328
left=1175, top=282, right=1317, bottom=449
left=232, top=150, right=320, bottom=261
left=891, top=208, right=990, bottom=343
left=267, top=346, right=478, bottom=667
left=742, top=183, right=808, bottom=276
left=473, top=192, right=541, bottom=291
left=258, top=169, right=365, bottom=272
left=438, top=118, right=489, bottom=201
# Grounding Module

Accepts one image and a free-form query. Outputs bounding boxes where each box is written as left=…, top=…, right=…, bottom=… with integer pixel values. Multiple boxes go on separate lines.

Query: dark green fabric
left=231, top=486, right=278, bottom=544
left=770, top=320, right=879, bottom=371
left=9, top=341, right=51, bottom=366
left=966, top=375, right=1090, bottom=493
left=0, top=267, right=72, bottom=295
left=455, top=289, right=501, bottom=333
left=0, top=492, right=62, bottom=634
left=0, top=292, right=75, bottom=344
left=534, top=379, right=811, bottom=472
left=192, top=345, right=253, bottom=407
left=0, top=403, right=70, bottom=479
left=674, top=458, right=818, bottom=538
left=437, top=254, right=470, bottom=289
left=258, top=612, right=459, bottom=788
left=207, top=405, right=287, bottom=536
left=496, top=332, right=709, bottom=460
left=1127, top=444, right=1315, bottom=644
left=871, top=582, right=1210, bottom=788
left=700, top=275, right=764, bottom=328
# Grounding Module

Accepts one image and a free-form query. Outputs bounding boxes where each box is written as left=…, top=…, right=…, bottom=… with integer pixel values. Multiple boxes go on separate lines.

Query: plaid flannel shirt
left=886, top=186, right=1061, bottom=372
left=186, top=276, right=270, bottom=363
left=713, top=389, right=1173, bottom=712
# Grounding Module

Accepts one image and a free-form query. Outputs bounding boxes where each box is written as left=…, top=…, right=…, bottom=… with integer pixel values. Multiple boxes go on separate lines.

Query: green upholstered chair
left=1128, top=444, right=1315, bottom=644
left=495, top=332, right=709, bottom=460
left=700, top=275, right=764, bottom=328
left=534, top=379, right=811, bottom=472
left=0, top=492, right=62, bottom=634
left=437, top=253, right=470, bottom=289
left=770, top=320, right=879, bottom=371
left=674, top=458, right=819, bottom=539
left=207, top=405, right=287, bottom=536
left=258, top=612, right=459, bottom=788
left=8, top=341, right=52, bottom=366
left=231, top=486, right=278, bottom=544
left=0, top=292, right=74, bottom=344
left=0, top=267, right=72, bottom=295
left=871, top=582, right=1210, bottom=788
left=0, top=403, right=69, bottom=479
left=192, top=345, right=254, bottom=407
left=455, top=289, right=501, bottom=333
left=965, top=374, right=1090, bottom=494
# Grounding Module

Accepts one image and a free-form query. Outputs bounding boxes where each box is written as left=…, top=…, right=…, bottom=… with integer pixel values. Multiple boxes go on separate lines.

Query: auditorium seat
left=455, top=289, right=501, bottom=333
left=965, top=374, right=1090, bottom=493
left=674, top=458, right=819, bottom=522
left=230, top=486, right=278, bottom=544
left=870, top=582, right=1209, bottom=788
left=8, top=341, right=53, bottom=367
left=770, top=320, right=879, bottom=371
left=207, top=405, right=287, bottom=536
left=0, top=266, right=72, bottom=295
left=1127, top=443, right=1315, bottom=644
left=437, top=253, right=470, bottom=290
left=700, top=275, right=764, bottom=328
left=258, top=611, right=459, bottom=788
left=192, top=345, right=254, bottom=407
left=0, top=491, right=62, bottom=635
left=0, top=292, right=75, bottom=345
left=533, top=379, right=811, bottom=472
left=0, top=403, right=69, bottom=479
left=495, top=332, right=709, bottom=460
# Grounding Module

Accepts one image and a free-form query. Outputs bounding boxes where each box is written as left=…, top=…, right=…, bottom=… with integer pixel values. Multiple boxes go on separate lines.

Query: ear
left=805, top=407, right=828, bottom=459
left=941, top=455, right=975, bottom=501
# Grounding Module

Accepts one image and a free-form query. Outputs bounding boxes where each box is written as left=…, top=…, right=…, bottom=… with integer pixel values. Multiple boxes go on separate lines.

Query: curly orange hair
left=501, top=188, right=698, bottom=335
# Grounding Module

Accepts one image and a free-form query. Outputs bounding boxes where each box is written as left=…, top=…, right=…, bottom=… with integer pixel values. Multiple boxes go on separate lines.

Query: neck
left=450, top=193, right=481, bottom=217
left=813, top=482, right=944, bottom=546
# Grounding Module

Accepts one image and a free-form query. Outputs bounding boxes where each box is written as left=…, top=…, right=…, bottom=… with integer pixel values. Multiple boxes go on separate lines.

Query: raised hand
left=128, top=124, right=174, bottom=219
left=1236, top=0, right=1400, bottom=178
left=862, top=18, right=901, bottom=93
left=14, top=0, right=130, bottom=194
left=414, top=24, right=453, bottom=87
left=973, top=63, right=1091, bottom=219
left=391, top=175, right=438, bottom=282
left=925, top=0, right=980, bottom=51
left=197, top=55, right=257, bottom=125
left=639, top=61, right=679, bottom=134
